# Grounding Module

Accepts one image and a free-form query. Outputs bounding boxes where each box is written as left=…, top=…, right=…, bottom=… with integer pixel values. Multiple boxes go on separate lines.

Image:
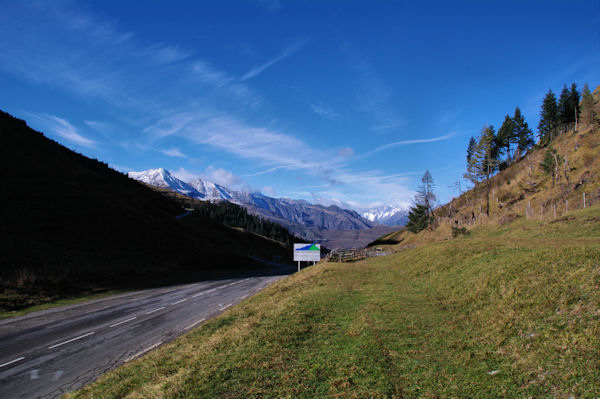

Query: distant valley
left=129, top=168, right=406, bottom=247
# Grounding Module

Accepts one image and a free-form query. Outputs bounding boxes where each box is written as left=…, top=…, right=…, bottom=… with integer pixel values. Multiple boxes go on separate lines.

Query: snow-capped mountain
left=128, top=168, right=375, bottom=238
left=187, top=178, right=235, bottom=200
left=127, top=168, right=203, bottom=198
left=362, top=205, right=408, bottom=226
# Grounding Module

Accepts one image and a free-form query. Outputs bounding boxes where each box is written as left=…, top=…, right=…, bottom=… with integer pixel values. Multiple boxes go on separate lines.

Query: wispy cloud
left=171, top=167, right=200, bottom=182
left=0, top=3, right=419, bottom=211
left=241, top=38, right=309, bottom=80
left=310, top=103, right=338, bottom=119
left=342, top=44, right=405, bottom=132
left=203, top=165, right=245, bottom=188
left=338, top=147, right=354, bottom=157
left=39, top=114, right=97, bottom=148
left=172, top=166, right=247, bottom=190
left=145, top=43, right=191, bottom=64
left=359, top=132, right=455, bottom=158
left=160, top=147, right=187, bottom=158
left=262, top=186, right=276, bottom=196
left=144, top=113, right=327, bottom=173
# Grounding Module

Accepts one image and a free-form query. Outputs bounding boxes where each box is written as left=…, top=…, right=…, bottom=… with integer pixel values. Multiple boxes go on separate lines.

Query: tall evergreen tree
left=464, top=125, right=498, bottom=216
left=538, top=89, right=559, bottom=146
left=513, top=106, right=533, bottom=158
left=497, top=114, right=516, bottom=164
left=466, top=136, right=477, bottom=164
left=569, top=83, right=581, bottom=128
left=415, top=169, right=436, bottom=222
left=558, top=85, right=572, bottom=127
left=405, top=204, right=432, bottom=233
left=580, top=83, right=597, bottom=127
left=406, top=170, right=437, bottom=233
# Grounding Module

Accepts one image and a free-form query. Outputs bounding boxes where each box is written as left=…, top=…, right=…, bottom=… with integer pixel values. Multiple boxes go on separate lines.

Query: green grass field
left=67, top=206, right=600, bottom=398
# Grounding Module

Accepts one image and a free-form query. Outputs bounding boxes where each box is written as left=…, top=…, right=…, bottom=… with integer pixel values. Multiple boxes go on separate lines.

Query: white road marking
left=185, top=318, right=206, bottom=330
left=145, top=306, right=165, bottom=315
left=30, top=369, right=39, bottom=380
left=172, top=299, right=187, bottom=305
left=193, top=287, right=218, bottom=298
left=110, top=317, right=137, bottom=328
left=48, top=331, right=95, bottom=349
left=125, top=341, right=163, bottom=362
left=219, top=303, right=232, bottom=311
left=52, top=370, right=64, bottom=381
left=0, top=357, right=25, bottom=369
left=241, top=294, right=249, bottom=299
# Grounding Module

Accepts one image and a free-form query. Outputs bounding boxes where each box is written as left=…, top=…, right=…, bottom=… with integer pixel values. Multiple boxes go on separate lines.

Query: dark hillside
left=0, top=111, right=292, bottom=311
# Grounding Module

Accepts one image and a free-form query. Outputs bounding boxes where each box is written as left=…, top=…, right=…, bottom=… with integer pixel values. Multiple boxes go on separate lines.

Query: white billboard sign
left=293, top=243, right=321, bottom=262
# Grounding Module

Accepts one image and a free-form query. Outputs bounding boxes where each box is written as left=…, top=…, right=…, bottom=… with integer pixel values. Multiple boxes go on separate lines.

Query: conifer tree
left=405, top=204, right=432, bottom=233
left=406, top=170, right=437, bottom=233
left=558, top=85, right=572, bottom=127
left=464, top=125, right=498, bottom=216
left=513, top=106, right=533, bottom=158
left=415, top=169, right=436, bottom=222
left=569, top=83, right=581, bottom=128
left=580, top=83, right=596, bottom=128
left=497, top=114, right=516, bottom=164
left=538, top=89, right=559, bottom=146
left=466, top=136, right=477, bottom=164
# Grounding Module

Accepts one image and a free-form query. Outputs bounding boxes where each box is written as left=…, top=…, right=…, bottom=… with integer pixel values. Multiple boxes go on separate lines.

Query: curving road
left=0, top=266, right=293, bottom=398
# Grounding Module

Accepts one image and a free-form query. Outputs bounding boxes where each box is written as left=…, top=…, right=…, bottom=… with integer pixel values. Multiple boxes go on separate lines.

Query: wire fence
left=438, top=190, right=596, bottom=228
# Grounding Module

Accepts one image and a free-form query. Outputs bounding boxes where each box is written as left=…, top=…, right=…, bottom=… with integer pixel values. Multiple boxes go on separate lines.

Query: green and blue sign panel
left=293, top=243, right=321, bottom=262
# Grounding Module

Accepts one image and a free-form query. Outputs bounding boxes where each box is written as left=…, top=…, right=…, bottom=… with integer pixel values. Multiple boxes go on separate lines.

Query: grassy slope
left=370, top=124, right=599, bottom=251
left=68, top=205, right=600, bottom=398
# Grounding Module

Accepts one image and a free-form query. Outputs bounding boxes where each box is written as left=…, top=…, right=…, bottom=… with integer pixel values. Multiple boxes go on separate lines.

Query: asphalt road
left=0, top=266, right=294, bottom=398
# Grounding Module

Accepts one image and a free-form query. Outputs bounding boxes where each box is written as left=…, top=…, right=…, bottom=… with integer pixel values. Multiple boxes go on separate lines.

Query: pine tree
left=580, top=83, right=596, bottom=128
left=464, top=125, right=498, bottom=216
left=415, top=170, right=436, bottom=222
left=538, top=89, right=559, bottom=146
left=497, top=114, right=516, bottom=164
left=569, top=83, right=581, bottom=129
left=513, top=106, right=533, bottom=158
left=466, top=136, right=477, bottom=164
left=405, top=204, right=432, bottom=233
left=558, top=85, right=572, bottom=127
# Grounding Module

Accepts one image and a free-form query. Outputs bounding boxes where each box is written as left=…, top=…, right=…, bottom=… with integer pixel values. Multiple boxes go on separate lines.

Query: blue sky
left=1, top=1, right=599, bottom=210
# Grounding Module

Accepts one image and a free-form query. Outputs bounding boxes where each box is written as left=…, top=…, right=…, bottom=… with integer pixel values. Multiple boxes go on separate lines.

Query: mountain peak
left=128, top=168, right=375, bottom=239
left=362, top=205, right=408, bottom=226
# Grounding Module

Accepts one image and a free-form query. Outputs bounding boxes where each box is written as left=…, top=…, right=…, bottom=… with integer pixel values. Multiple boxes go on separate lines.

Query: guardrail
left=326, top=248, right=393, bottom=263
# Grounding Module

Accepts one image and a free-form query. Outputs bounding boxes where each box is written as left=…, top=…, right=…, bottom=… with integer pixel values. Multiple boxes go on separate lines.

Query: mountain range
left=362, top=205, right=409, bottom=226
left=128, top=168, right=406, bottom=244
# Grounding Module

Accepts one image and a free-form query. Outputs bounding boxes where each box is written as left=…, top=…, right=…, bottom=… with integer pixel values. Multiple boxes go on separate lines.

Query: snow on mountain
left=128, top=168, right=203, bottom=198
left=187, top=178, right=235, bottom=200
left=128, top=168, right=375, bottom=235
left=362, top=205, right=408, bottom=226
